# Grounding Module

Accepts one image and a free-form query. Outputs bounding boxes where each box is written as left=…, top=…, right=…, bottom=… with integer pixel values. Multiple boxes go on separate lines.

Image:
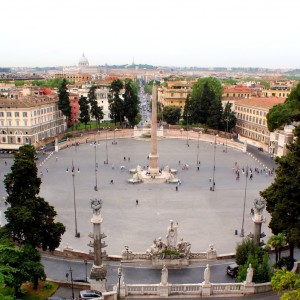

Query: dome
left=79, top=53, right=89, bottom=67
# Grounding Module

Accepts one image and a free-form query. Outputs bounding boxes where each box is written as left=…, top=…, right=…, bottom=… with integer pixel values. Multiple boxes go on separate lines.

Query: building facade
left=234, top=97, right=285, bottom=149
left=158, top=81, right=193, bottom=111
left=0, top=89, right=65, bottom=150
left=95, top=83, right=111, bottom=122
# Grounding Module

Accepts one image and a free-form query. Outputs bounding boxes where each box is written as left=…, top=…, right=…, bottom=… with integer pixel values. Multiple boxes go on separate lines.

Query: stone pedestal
left=202, top=284, right=212, bottom=297
left=244, top=283, right=255, bottom=295
left=158, top=285, right=169, bottom=297
left=253, top=221, right=262, bottom=245
left=90, top=277, right=107, bottom=293
left=152, top=257, right=189, bottom=268
left=148, top=153, right=159, bottom=175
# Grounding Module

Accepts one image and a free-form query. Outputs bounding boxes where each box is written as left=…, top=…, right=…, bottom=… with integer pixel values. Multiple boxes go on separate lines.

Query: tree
left=271, top=269, right=300, bottom=300
left=267, top=82, right=300, bottom=131
left=260, top=126, right=300, bottom=269
left=109, top=79, right=125, bottom=126
left=267, top=233, right=286, bottom=268
left=189, top=77, right=223, bottom=127
left=88, top=86, right=104, bottom=129
left=78, top=95, right=90, bottom=129
left=4, top=145, right=65, bottom=251
left=222, top=101, right=237, bottom=132
left=0, top=237, right=46, bottom=295
left=163, top=105, right=181, bottom=125
left=57, top=79, right=71, bottom=126
left=123, top=79, right=140, bottom=126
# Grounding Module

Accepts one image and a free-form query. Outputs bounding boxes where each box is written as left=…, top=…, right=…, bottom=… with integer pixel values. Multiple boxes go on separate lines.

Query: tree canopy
left=163, top=105, right=181, bottom=125
left=123, top=79, right=140, bottom=126
left=109, top=79, right=125, bottom=125
left=260, top=126, right=300, bottom=267
left=267, top=82, right=300, bottom=131
left=57, top=78, right=71, bottom=125
left=4, top=145, right=65, bottom=251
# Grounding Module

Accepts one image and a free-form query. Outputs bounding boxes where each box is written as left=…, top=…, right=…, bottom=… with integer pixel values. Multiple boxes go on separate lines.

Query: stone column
left=252, top=198, right=266, bottom=246
left=89, top=199, right=108, bottom=292
left=148, top=84, right=159, bottom=175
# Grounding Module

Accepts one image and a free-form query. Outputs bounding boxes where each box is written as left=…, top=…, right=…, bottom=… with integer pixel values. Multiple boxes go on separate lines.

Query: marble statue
left=253, top=198, right=265, bottom=215
left=177, top=238, right=191, bottom=258
left=245, top=264, right=254, bottom=284
left=91, top=199, right=102, bottom=215
left=204, top=264, right=210, bottom=284
left=166, top=220, right=178, bottom=248
left=161, top=264, right=168, bottom=285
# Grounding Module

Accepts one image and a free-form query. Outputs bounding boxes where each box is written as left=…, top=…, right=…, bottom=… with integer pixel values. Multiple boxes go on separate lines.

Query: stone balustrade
left=120, top=282, right=272, bottom=297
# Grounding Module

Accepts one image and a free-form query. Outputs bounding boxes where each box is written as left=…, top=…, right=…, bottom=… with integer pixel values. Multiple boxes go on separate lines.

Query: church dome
left=79, top=53, right=89, bottom=67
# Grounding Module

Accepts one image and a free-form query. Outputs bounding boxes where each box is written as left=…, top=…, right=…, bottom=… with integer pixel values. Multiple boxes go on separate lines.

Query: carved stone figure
left=166, top=220, right=178, bottom=248
left=177, top=238, right=191, bottom=258
left=204, top=264, right=210, bottom=284
left=253, top=198, right=265, bottom=215
left=91, top=199, right=102, bottom=215
left=161, top=264, right=168, bottom=285
left=245, top=264, right=254, bottom=284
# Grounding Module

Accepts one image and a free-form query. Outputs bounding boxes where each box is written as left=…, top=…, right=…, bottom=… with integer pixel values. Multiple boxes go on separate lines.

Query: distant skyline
left=1, top=0, right=300, bottom=69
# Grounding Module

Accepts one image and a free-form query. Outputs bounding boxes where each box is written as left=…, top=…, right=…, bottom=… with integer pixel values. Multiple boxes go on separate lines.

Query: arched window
left=1, top=130, right=7, bottom=135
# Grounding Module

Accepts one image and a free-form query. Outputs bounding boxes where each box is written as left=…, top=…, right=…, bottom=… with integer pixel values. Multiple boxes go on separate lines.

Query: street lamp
left=117, top=265, right=122, bottom=300
left=211, top=135, right=218, bottom=191
left=196, top=131, right=201, bottom=165
left=186, top=113, right=190, bottom=146
left=240, top=166, right=249, bottom=237
left=84, top=259, right=88, bottom=283
left=225, top=118, right=229, bottom=153
left=66, top=160, right=80, bottom=238
left=105, top=129, right=108, bottom=164
left=66, top=267, right=74, bottom=299
left=112, top=128, right=118, bottom=145
left=91, top=141, right=99, bottom=191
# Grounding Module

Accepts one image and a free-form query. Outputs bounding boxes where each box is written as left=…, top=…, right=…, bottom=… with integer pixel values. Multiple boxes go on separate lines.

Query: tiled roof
left=0, top=95, right=58, bottom=108
left=235, top=97, right=285, bottom=109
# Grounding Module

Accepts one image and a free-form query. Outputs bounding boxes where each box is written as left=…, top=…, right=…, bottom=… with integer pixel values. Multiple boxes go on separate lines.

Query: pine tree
left=88, top=86, right=103, bottom=129
left=109, top=79, right=125, bottom=126
left=57, top=78, right=71, bottom=126
left=4, top=145, right=65, bottom=251
left=260, top=126, right=300, bottom=268
left=78, top=95, right=90, bottom=129
left=123, top=80, right=140, bottom=126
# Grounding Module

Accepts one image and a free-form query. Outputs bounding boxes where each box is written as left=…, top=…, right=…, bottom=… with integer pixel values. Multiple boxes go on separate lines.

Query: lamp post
left=186, top=113, right=190, bottom=146
left=225, top=117, right=229, bottom=153
left=112, top=128, right=117, bottom=145
left=117, top=266, right=122, bottom=300
left=67, top=160, right=80, bottom=238
left=67, top=267, right=74, bottom=300
left=240, top=166, right=249, bottom=237
left=196, top=131, right=201, bottom=165
left=105, top=130, right=108, bottom=164
left=84, top=259, right=88, bottom=283
left=211, top=135, right=218, bottom=191
left=91, top=141, right=99, bottom=191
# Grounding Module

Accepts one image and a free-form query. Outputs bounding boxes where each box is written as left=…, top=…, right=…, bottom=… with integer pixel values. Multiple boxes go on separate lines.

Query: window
left=7, top=112, right=12, bottom=117
left=0, top=120, right=3, bottom=126
left=24, top=120, right=27, bottom=126
left=2, top=137, right=6, bottom=143
left=17, top=137, right=21, bottom=143
left=8, top=121, right=12, bottom=126
left=23, top=112, right=27, bottom=117
left=0, top=112, right=3, bottom=117
left=15, top=112, right=19, bottom=117
left=16, top=120, right=19, bottom=126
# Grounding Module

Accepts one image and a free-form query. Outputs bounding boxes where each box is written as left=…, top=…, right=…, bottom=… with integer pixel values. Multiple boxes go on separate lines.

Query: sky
left=1, top=0, right=300, bottom=69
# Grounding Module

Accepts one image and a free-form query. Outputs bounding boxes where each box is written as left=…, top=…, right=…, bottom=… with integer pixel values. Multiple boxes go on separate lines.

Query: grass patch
left=69, top=121, right=117, bottom=131
left=0, top=281, right=59, bottom=300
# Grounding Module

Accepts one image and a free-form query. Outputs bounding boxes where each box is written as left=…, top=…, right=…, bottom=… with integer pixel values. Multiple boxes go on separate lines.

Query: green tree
left=260, top=126, right=300, bottom=269
left=267, top=82, right=300, bottom=131
left=57, top=78, right=71, bottom=126
left=163, top=105, right=181, bottom=125
left=271, top=269, right=300, bottom=300
left=182, top=94, right=193, bottom=125
left=78, top=95, right=90, bottom=129
left=3, top=145, right=65, bottom=251
left=109, top=79, right=125, bottom=126
left=123, top=79, right=140, bottom=126
left=0, top=237, right=46, bottom=294
left=237, top=252, right=273, bottom=283
left=222, top=101, right=237, bottom=132
left=267, top=233, right=286, bottom=268
left=88, top=86, right=103, bottom=129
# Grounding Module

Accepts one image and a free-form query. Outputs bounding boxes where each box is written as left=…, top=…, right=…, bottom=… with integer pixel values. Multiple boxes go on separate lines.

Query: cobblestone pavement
left=0, top=137, right=274, bottom=256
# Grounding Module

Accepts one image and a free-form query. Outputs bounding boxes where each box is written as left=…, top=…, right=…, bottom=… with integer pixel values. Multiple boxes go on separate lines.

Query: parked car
left=79, top=290, right=103, bottom=300
left=226, top=263, right=239, bottom=277
left=257, top=147, right=263, bottom=152
left=39, top=145, right=46, bottom=151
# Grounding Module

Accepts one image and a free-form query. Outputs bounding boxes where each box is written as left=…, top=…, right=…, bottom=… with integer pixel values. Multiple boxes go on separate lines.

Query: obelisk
left=148, top=84, right=159, bottom=175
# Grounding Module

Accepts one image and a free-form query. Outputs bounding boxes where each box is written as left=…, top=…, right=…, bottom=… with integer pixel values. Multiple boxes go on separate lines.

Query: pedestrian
left=136, top=199, right=138, bottom=205
left=112, top=164, right=115, bottom=170
left=128, top=157, right=130, bottom=162
left=176, top=186, right=178, bottom=191
left=46, top=168, right=48, bottom=173
left=197, top=166, right=200, bottom=171
left=178, top=160, right=181, bottom=165
left=209, top=177, right=212, bottom=182
left=124, top=157, right=126, bottom=161
left=40, top=171, right=43, bottom=177
left=4, top=161, right=7, bottom=166
left=110, top=179, right=114, bottom=184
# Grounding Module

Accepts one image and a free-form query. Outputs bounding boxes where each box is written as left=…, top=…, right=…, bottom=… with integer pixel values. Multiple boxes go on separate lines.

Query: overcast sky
left=1, top=0, right=300, bottom=69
